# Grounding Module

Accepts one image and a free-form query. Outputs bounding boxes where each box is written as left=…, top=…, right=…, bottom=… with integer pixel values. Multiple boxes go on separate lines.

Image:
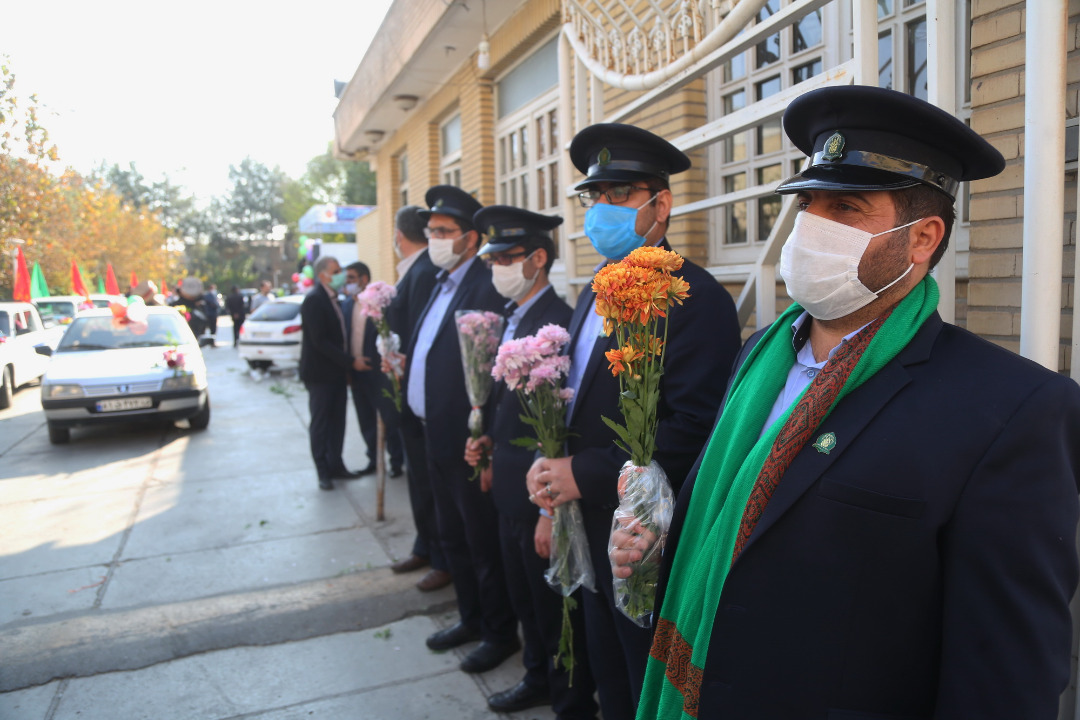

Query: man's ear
left=654, top=188, right=674, bottom=224
left=531, top=247, right=548, bottom=273
left=909, top=216, right=946, bottom=266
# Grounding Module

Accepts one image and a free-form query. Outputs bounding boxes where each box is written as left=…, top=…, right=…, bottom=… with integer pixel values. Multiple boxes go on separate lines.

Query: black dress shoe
left=332, top=468, right=363, bottom=480
left=459, top=637, right=521, bottom=674
left=426, top=622, right=481, bottom=651
left=357, top=463, right=376, bottom=476
left=389, top=467, right=404, bottom=478
left=318, top=478, right=334, bottom=490
left=487, top=680, right=551, bottom=713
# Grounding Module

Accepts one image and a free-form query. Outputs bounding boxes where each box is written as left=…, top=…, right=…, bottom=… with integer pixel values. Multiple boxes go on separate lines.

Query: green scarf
left=638, top=276, right=939, bottom=719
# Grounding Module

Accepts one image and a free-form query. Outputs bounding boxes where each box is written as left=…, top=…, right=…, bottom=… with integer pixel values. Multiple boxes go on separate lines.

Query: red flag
left=161, top=280, right=170, bottom=295
left=71, top=260, right=89, bottom=298
left=12, top=247, right=31, bottom=302
left=105, top=264, right=121, bottom=295
left=130, top=271, right=138, bottom=289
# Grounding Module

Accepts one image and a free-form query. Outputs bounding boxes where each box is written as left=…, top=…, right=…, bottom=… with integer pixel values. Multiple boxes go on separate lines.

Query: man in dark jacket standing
left=526, top=124, right=741, bottom=719
left=299, top=255, right=365, bottom=490
left=385, top=205, right=449, bottom=591
left=386, top=186, right=518, bottom=674
left=225, top=286, right=246, bottom=347
left=619, top=86, right=1080, bottom=720
left=465, top=205, right=597, bottom=717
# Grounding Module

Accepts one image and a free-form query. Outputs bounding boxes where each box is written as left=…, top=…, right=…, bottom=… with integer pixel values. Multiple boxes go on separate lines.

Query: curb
left=0, top=567, right=454, bottom=693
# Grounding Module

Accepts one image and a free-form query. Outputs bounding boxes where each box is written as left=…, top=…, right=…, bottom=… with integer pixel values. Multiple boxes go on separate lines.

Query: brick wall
left=969, top=0, right=1077, bottom=372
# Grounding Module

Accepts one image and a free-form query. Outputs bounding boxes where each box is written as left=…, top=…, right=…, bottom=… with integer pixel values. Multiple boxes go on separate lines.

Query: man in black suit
left=299, top=255, right=366, bottom=490
left=615, top=86, right=1080, bottom=720
left=386, top=186, right=519, bottom=674
left=464, top=206, right=598, bottom=717
left=526, top=124, right=741, bottom=718
left=384, top=206, right=450, bottom=591
left=342, top=261, right=403, bottom=478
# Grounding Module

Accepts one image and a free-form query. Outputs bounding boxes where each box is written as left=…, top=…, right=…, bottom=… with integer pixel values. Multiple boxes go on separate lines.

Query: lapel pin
left=812, top=432, right=837, bottom=454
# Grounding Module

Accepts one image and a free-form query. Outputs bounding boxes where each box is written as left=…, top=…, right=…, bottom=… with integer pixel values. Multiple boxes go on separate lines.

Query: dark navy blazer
left=655, top=312, right=1080, bottom=719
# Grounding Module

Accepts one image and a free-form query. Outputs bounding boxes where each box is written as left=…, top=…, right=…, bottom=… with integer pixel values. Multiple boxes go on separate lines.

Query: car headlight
left=45, top=383, right=85, bottom=399
left=162, top=373, right=198, bottom=390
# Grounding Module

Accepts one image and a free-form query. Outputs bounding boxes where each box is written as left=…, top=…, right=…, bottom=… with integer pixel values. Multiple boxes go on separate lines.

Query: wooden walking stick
left=376, top=414, right=386, bottom=521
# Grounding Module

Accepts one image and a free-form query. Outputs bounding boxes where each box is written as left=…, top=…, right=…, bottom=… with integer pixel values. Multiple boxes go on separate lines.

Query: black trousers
left=399, top=413, right=446, bottom=570
left=306, top=380, right=348, bottom=481
left=349, top=371, right=404, bottom=471
left=500, top=514, right=598, bottom=719
left=426, top=445, right=517, bottom=643
left=231, top=313, right=244, bottom=345
left=582, top=503, right=653, bottom=720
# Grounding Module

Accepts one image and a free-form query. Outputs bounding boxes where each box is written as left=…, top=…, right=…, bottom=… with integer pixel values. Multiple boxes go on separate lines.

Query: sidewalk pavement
left=0, top=321, right=560, bottom=719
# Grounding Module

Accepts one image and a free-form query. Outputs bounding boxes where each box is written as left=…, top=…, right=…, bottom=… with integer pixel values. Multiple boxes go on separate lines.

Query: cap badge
left=822, top=132, right=845, bottom=162
left=598, top=147, right=612, bottom=166
left=434, top=198, right=444, bottom=208
left=487, top=225, right=496, bottom=238
left=812, top=432, right=837, bottom=454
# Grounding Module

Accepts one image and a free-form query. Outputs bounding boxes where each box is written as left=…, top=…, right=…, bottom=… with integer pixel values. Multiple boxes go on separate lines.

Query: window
left=496, top=36, right=561, bottom=225
left=440, top=114, right=462, bottom=187
left=397, top=154, right=409, bottom=207
left=712, top=0, right=824, bottom=255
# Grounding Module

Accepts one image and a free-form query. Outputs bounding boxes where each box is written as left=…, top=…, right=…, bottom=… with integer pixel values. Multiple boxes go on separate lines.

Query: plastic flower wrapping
left=592, top=246, right=690, bottom=628
left=454, top=310, right=504, bottom=481
left=492, top=323, right=593, bottom=684
left=358, top=281, right=403, bottom=411
left=108, top=296, right=149, bottom=335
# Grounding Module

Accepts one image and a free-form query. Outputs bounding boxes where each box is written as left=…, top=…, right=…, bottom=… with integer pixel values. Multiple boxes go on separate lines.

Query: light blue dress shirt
left=566, top=297, right=605, bottom=422
left=760, top=311, right=869, bottom=436
left=501, top=285, right=551, bottom=344
left=406, top=256, right=477, bottom=420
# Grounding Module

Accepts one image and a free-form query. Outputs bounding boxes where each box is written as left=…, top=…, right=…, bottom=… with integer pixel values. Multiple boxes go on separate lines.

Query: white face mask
left=344, top=282, right=361, bottom=297
left=491, top=252, right=537, bottom=302
left=779, top=211, right=920, bottom=321
left=429, top=235, right=465, bottom=270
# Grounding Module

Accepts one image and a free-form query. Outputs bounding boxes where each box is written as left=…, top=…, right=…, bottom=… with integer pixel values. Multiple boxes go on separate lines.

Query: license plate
left=249, top=332, right=270, bottom=339
left=96, top=397, right=153, bottom=412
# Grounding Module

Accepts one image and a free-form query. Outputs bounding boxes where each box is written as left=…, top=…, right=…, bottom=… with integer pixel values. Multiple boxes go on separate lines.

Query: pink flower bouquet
left=358, top=281, right=402, bottom=412
left=492, top=323, right=595, bottom=683
left=455, top=310, right=505, bottom=480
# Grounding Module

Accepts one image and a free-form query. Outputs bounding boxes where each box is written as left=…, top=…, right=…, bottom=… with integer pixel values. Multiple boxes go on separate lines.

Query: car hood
left=44, top=345, right=205, bottom=384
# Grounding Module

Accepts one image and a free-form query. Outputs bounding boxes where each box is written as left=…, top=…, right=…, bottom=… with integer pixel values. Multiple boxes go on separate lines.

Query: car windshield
left=91, top=299, right=113, bottom=308
left=35, top=300, right=77, bottom=320
left=0, top=312, right=9, bottom=337
left=57, top=314, right=191, bottom=351
left=249, top=302, right=300, bottom=322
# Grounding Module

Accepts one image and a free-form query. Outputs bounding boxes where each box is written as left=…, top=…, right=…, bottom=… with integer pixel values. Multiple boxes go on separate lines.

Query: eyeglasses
left=577, top=184, right=653, bottom=208
left=484, top=249, right=534, bottom=267
left=424, top=226, right=466, bottom=240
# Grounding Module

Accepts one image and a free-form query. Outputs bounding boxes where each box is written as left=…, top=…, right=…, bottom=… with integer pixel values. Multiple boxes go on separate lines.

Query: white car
left=237, top=295, right=304, bottom=371
left=0, top=301, right=58, bottom=409
left=39, top=307, right=210, bottom=444
left=34, top=294, right=125, bottom=325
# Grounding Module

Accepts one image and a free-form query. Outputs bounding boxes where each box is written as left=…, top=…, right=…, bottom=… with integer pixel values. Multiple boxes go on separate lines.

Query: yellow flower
left=625, top=246, right=684, bottom=273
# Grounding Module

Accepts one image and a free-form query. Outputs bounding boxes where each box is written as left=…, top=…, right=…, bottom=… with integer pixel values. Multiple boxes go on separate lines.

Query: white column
left=1020, top=1, right=1067, bottom=370
left=926, top=0, right=957, bottom=323
left=851, top=0, right=878, bottom=86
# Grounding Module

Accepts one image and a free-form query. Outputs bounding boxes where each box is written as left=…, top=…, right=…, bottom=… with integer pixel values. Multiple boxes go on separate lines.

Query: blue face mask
left=583, top=193, right=658, bottom=260
left=329, top=270, right=347, bottom=291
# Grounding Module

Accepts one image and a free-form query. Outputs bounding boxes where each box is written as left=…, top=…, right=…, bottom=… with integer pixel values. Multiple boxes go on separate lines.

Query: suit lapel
left=737, top=314, right=942, bottom=558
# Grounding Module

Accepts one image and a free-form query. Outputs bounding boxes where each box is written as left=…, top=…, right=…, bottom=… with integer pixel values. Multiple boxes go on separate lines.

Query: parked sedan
left=0, top=301, right=58, bottom=409
left=39, top=307, right=210, bottom=444
left=34, top=294, right=124, bottom=325
left=237, top=295, right=304, bottom=371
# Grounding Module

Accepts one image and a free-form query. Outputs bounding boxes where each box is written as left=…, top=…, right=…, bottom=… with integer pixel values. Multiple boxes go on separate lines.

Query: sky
left=1, top=0, right=394, bottom=206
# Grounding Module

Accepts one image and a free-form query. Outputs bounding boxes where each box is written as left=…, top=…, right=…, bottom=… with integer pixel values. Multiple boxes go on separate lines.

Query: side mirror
left=35, top=345, right=53, bottom=357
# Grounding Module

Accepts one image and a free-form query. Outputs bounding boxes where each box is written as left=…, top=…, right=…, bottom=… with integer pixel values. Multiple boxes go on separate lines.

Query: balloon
left=291, top=272, right=300, bottom=283
left=301, top=277, right=313, bottom=288
left=302, top=265, right=314, bottom=279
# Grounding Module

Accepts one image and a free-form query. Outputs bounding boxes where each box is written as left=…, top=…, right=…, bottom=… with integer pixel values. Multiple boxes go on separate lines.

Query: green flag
left=97, top=276, right=106, bottom=294
left=30, top=263, right=50, bottom=298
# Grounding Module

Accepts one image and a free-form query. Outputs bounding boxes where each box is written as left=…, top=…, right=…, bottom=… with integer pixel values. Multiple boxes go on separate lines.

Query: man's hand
left=526, top=456, right=581, bottom=512
left=534, top=514, right=553, bottom=558
left=479, top=465, right=493, bottom=493
left=353, top=355, right=372, bottom=372
left=381, top=351, right=406, bottom=378
left=609, top=515, right=659, bottom=579
left=464, top=435, right=492, bottom=467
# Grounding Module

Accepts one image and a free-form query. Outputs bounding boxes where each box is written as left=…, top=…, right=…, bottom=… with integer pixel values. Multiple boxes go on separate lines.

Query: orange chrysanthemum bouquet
left=592, top=246, right=688, bottom=626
